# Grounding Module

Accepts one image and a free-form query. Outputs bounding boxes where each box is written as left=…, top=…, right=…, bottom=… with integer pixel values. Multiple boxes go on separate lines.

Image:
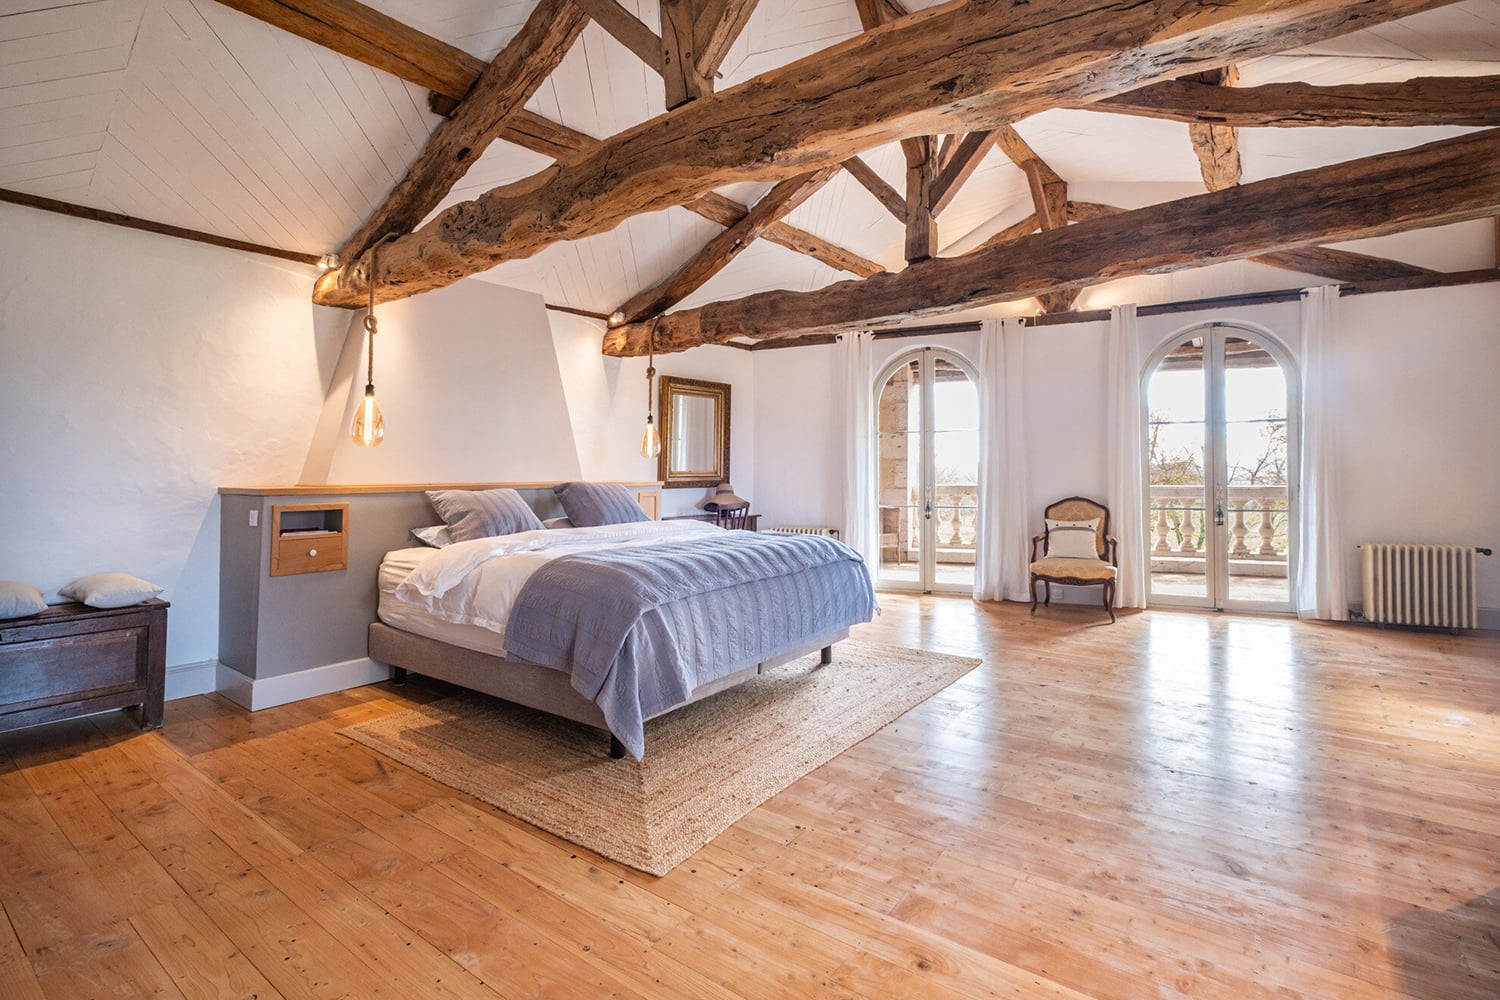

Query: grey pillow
left=58, top=573, right=163, bottom=609
left=409, top=524, right=454, bottom=548
left=427, top=488, right=544, bottom=543
left=0, top=580, right=47, bottom=619
left=552, top=482, right=651, bottom=527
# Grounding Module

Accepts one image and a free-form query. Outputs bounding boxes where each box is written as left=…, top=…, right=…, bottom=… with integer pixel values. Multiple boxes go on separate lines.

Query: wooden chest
left=0, top=599, right=168, bottom=734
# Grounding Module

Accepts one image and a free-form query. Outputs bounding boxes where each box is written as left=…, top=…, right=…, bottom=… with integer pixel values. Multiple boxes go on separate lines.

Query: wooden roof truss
left=210, top=0, right=1498, bottom=354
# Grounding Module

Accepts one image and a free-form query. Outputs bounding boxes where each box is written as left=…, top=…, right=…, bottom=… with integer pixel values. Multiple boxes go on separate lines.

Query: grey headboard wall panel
left=218, top=484, right=658, bottom=685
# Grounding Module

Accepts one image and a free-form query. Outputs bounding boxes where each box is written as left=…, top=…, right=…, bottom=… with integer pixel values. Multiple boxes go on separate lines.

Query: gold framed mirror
left=658, top=376, right=730, bottom=488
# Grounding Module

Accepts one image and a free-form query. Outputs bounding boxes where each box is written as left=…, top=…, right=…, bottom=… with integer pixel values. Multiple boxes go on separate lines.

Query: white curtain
left=1106, top=304, right=1147, bottom=608
left=1296, top=286, right=1349, bottom=620
left=975, top=318, right=1030, bottom=602
left=841, top=330, right=878, bottom=577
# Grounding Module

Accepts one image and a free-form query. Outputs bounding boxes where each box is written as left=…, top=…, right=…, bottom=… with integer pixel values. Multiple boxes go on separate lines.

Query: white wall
left=0, top=204, right=342, bottom=666
left=302, top=279, right=582, bottom=485
left=752, top=345, right=844, bottom=529
left=548, top=310, right=758, bottom=518
left=1336, top=285, right=1500, bottom=607
left=752, top=289, right=1499, bottom=620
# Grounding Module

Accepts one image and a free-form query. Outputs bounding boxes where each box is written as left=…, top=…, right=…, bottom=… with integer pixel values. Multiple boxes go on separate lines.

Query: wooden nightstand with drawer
left=270, top=503, right=349, bottom=576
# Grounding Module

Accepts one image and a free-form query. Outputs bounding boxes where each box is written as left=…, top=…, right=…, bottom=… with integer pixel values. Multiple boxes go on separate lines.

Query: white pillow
left=1045, top=518, right=1101, bottom=560
left=410, top=524, right=454, bottom=548
left=58, top=573, right=163, bottom=609
left=0, top=580, right=47, bottom=619
left=542, top=516, right=574, bottom=529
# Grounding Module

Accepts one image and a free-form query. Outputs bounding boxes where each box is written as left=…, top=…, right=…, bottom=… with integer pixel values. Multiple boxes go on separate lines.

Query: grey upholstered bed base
left=367, top=621, right=849, bottom=756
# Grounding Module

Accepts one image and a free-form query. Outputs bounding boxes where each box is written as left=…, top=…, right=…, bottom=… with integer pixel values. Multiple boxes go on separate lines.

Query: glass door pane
left=874, top=351, right=978, bottom=594
left=930, top=357, right=978, bottom=593
left=1223, top=336, right=1291, bottom=607
left=877, top=359, right=923, bottom=589
left=1148, top=336, right=1210, bottom=605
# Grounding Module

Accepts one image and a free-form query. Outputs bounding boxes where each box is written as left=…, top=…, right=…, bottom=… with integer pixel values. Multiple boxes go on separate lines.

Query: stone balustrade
left=888, top=484, right=1289, bottom=574
left=1149, top=484, right=1288, bottom=576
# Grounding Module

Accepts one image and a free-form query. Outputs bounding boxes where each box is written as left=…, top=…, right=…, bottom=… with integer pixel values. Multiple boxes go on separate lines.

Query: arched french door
left=873, top=348, right=979, bottom=595
left=1145, top=323, right=1299, bottom=613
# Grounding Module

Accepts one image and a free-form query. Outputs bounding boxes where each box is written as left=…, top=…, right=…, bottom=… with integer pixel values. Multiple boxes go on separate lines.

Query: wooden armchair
left=1030, top=496, right=1119, bottom=623
left=716, top=507, right=754, bottom=530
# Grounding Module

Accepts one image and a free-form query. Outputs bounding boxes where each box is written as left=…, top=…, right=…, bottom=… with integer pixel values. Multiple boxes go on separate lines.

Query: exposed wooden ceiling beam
left=210, top=0, right=482, bottom=101
left=614, top=166, right=842, bottom=322
left=1095, top=74, right=1500, bottom=127
left=993, top=125, right=1074, bottom=310
left=903, top=136, right=937, bottom=263
left=1187, top=67, right=1243, bottom=192
left=337, top=0, right=589, bottom=261
left=501, top=111, right=596, bottom=163
left=1066, top=200, right=1124, bottom=222
left=1253, top=246, right=1438, bottom=282
left=571, top=0, right=664, bottom=71
left=994, top=127, right=1066, bottom=231
left=1067, top=200, right=1436, bottom=283
left=971, top=212, right=1040, bottom=253
left=660, top=0, right=707, bottom=107
left=210, top=0, right=604, bottom=170
left=0, top=188, right=321, bottom=265
left=931, top=130, right=998, bottom=216
left=684, top=193, right=884, bottom=277
left=842, top=156, right=905, bottom=220
left=694, top=0, right=761, bottom=81
left=600, top=127, right=1500, bottom=354
left=313, top=0, right=1460, bottom=308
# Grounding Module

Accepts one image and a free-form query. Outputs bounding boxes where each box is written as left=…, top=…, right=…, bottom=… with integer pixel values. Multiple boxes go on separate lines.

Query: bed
left=372, top=514, right=876, bottom=759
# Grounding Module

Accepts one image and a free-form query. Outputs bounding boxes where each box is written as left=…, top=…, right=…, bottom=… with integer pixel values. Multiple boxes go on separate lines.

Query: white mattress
left=377, top=546, right=510, bottom=658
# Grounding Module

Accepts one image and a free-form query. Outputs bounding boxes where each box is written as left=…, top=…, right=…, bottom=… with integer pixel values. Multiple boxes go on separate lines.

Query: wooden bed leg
left=820, top=645, right=833, bottom=665
left=609, top=735, right=626, bottom=759
left=391, top=667, right=407, bottom=686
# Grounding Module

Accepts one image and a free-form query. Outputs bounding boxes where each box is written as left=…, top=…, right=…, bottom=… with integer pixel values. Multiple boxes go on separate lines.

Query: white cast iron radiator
left=1359, top=543, right=1483, bottom=629
left=764, top=526, right=840, bottom=539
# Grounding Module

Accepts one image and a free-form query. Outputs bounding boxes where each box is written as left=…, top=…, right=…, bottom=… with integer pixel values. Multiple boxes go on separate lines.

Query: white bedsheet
left=378, top=521, right=720, bottom=655
left=376, top=547, right=511, bottom=657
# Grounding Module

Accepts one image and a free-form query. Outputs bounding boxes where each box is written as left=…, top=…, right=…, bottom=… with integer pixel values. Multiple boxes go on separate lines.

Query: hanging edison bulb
left=351, top=312, right=385, bottom=447
left=352, top=378, right=384, bottom=447
left=351, top=241, right=390, bottom=447
left=640, top=411, right=661, bottom=458
left=640, top=318, right=660, bottom=458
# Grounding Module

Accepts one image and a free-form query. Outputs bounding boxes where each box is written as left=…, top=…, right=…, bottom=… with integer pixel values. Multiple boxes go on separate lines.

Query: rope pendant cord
left=364, top=239, right=383, bottom=388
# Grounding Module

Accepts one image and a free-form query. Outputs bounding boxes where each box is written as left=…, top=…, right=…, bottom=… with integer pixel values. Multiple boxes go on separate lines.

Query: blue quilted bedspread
left=502, top=530, right=876, bottom=758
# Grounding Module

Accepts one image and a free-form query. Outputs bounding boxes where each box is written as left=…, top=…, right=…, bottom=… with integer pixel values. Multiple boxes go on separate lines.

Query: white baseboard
left=165, top=659, right=218, bottom=701
left=215, top=657, right=392, bottom=711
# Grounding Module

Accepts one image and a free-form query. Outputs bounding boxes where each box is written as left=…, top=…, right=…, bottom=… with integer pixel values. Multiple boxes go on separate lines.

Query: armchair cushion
left=1030, top=557, right=1118, bottom=581
left=1045, top=518, right=1102, bottom=560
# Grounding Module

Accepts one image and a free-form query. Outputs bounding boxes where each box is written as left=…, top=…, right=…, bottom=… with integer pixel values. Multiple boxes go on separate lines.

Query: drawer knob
left=308, top=548, right=318, bottom=557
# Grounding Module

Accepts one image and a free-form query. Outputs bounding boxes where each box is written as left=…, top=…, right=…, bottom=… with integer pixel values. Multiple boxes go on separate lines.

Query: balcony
left=1149, top=484, right=1289, bottom=602
left=879, top=487, right=978, bottom=586
left=877, top=484, right=1291, bottom=600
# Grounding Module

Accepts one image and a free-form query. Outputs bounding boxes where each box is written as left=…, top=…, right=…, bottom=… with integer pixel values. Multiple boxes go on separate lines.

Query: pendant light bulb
left=640, top=318, right=661, bottom=460
left=640, top=414, right=661, bottom=458
left=351, top=237, right=393, bottom=448
left=352, top=383, right=385, bottom=447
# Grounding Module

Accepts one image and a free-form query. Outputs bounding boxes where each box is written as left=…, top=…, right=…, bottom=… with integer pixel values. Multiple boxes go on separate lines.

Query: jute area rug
left=339, top=640, right=980, bottom=876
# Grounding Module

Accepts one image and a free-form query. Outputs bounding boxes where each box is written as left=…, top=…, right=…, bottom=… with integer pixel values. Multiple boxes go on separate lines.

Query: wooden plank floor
left=2, top=596, right=1498, bottom=998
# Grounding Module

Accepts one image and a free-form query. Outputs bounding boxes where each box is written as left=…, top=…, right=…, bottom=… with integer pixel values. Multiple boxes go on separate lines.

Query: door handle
left=1215, top=503, right=1224, bottom=527
left=924, top=500, right=933, bottom=520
